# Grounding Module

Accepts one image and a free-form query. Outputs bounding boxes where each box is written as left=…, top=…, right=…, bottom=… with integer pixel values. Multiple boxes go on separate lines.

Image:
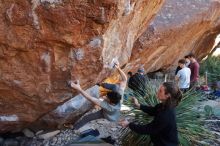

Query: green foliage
left=213, top=106, right=220, bottom=117
left=120, top=80, right=215, bottom=146
left=200, top=55, right=220, bottom=83
left=204, top=105, right=214, bottom=117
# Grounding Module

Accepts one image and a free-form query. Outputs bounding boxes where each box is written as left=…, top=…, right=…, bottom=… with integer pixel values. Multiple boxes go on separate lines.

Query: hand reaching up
left=114, top=63, right=120, bottom=69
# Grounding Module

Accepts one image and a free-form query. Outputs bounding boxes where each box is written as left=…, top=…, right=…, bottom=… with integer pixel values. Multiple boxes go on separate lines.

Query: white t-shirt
left=176, top=67, right=191, bottom=89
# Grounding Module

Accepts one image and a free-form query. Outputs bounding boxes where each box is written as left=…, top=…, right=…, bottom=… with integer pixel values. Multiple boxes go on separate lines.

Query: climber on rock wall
left=63, top=80, right=122, bottom=130
left=97, top=63, right=127, bottom=102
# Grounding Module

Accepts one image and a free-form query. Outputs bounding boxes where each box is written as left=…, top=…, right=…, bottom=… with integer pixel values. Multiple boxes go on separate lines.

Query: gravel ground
left=23, top=109, right=129, bottom=146
left=1, top=99, right=220, bottom=146
left=47, top=119, right=123, bottom=146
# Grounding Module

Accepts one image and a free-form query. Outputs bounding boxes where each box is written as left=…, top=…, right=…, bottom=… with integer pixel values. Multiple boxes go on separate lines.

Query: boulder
left=1, top=0, right=220, bottom=132
left=22, top=128, right=34, bottom=138
left=0, top=0, right=164, bottom=132
left=31, top=85, right=99, bottom=130
left=46, top=0, right=220, bottom=129
left=129, top=0, right=220, bottom=73
left=38, top=130, right=60, bottom=140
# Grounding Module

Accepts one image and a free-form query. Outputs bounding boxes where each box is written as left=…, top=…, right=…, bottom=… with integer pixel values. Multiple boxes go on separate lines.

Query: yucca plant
left=200, top=55, right=220, bottom=83
left=120, top=79, right=216, bottom=146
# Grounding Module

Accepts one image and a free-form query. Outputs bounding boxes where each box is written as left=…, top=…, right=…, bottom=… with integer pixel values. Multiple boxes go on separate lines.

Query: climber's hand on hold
left=70, top=80, right=81, bottom=91
left=114, top=63, right=120, bottom=69
left=96, top=82, right=102, bottom=86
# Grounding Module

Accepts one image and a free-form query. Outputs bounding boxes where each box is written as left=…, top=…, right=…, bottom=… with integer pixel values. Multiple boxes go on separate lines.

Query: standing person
left=175, top=59, right=191, bottom=93
left=64, top=80, right=122, bottom=130
left=188, top=53, right=200, bottom=89
left=175, top=55, right=190, bottom=75
left=184, top=55, right=190, bottom=67
left=128, top=67, right=147, bottom=97
left=119, top=82, right=182, bottom=146
left=175, top=66, right=181, bottom=75
left=97, top=64, right=127, bottom=99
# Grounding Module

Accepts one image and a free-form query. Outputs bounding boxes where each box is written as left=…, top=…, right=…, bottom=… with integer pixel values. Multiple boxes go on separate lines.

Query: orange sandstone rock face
left=40, top=0, right=220, bottom=130
left=0, top=0, right=164, bottom=132
left=129, top=0, right=220, bottom=73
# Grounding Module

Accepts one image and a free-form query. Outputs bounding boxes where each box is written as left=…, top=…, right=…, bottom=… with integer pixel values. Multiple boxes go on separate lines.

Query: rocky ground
left=0, top=107, right=131, bottom=146
left=38, top=107, right=132, bottom=146
left=1, top=97, right=220, bottom=146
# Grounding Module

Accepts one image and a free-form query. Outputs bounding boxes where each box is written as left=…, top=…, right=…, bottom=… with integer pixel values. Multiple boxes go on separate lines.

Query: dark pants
left=190, top=81, right=199, bottom=90
left=74, top=110, right=104, bottom=130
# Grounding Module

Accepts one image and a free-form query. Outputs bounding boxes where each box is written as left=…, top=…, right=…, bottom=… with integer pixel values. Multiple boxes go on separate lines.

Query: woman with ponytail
left=119, top=82, right=182, bottom=146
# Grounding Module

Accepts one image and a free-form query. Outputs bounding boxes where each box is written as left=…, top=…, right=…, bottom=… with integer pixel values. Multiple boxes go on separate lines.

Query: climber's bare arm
left=70, top=81, right=101, bottom=106
left=115, top=64, right=127, bottom=88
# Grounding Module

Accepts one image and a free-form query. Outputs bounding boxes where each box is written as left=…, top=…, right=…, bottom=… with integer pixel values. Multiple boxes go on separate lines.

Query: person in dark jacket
left=128, top=67, right=147, bottom=97
left=175, top=66, right=181, bottom=75
left=119, top=82, right=182, bottom=146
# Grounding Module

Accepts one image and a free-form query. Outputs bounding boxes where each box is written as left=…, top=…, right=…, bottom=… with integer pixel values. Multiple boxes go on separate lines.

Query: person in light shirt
left=175, top=59, right=191, bottom=93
